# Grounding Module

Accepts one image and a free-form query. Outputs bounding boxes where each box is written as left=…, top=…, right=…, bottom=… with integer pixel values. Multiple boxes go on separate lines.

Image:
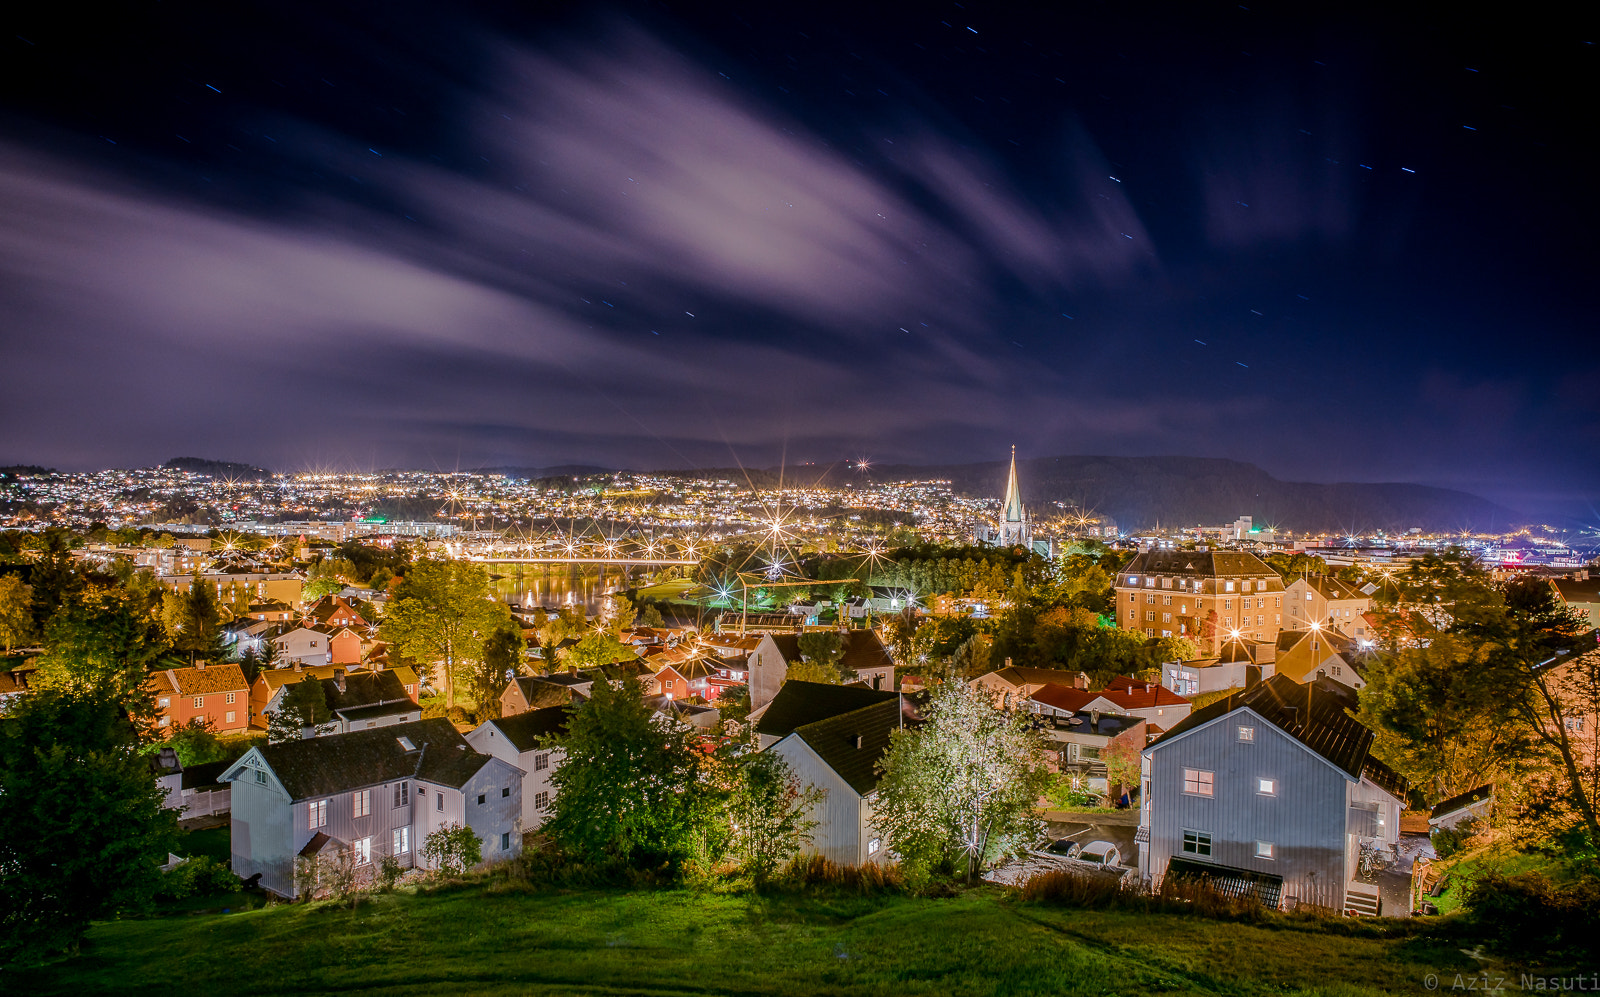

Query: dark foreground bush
left=1464, top=871, right=1600, bottom=959
left=770, top=855, right=905, bottom=895
left=1019, top=868, right=1270, bottom=921
left=155, top=857, right=241, bottom=902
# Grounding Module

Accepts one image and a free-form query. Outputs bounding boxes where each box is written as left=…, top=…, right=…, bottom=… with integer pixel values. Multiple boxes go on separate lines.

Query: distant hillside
left=665, top=456, right=1521, bottom=533
left=476, top=465, right=616, bottom=481
left=162, top=457, right=272, bottom=481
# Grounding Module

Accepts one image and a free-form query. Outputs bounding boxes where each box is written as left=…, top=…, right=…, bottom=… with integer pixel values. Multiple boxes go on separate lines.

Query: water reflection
left=485, top=562, right=644, bottom=614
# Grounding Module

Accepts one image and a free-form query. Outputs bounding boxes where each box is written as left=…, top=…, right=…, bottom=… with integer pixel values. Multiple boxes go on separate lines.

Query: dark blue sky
left=0, top=2, right=1593, bottom=522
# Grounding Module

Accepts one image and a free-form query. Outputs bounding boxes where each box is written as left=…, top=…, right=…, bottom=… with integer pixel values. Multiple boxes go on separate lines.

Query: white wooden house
left=224, top=718, right=524, bottom=898
left=465, top=707, right=569, bottom=832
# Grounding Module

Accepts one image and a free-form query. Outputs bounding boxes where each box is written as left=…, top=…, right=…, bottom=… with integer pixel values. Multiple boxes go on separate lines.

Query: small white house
left=271, top=626, right=333, bottom=668
left=225, top=718, right=524, bottom=898
left=465, top=706, right=569, bottom=832
left=766, top=697, right=905, bottom=866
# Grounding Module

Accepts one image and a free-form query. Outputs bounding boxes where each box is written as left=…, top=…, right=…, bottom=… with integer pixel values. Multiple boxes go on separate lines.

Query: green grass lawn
left=13, top=883, right=1479, bottom=996
left=635, top=578, right=703, bottom=603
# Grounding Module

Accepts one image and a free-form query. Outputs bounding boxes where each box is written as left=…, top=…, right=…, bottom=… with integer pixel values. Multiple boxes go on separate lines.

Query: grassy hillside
left=11, top=882, right=1478, bottom=996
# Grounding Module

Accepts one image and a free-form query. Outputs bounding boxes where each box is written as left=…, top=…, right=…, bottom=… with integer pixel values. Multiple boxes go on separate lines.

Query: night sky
left=1, top=3, right=1593, bottom=521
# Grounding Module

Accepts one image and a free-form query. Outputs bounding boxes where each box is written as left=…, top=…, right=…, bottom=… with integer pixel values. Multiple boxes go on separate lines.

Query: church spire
left=1002, top=445, right=1024, bottom=524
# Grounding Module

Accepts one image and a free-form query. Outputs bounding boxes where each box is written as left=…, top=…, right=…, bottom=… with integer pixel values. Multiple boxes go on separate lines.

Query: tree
left=160, top=578, right=224, bottom=661
left=159, top=717, right=227, bottom=766
left=0, top=687, right=178, bottom=960
left=950, top=633, right=993, bottom=681
left=729, top=749, right=824, bottom=885
left=0, top=574, right=34, bottom=654
left=561, top=630, right=636, bottom=669
left=605, top=594, right=639, bottom=632
left=789, top=631, right=847, bottom=684
left=470, top=622, right=525, bottom=723
left=35, top=586, right=171, bottom=701
left=1101, top=736, right=1142, bottom=804
left=301, top=576, right=345, bottom=602
left=268, top=674, right=331, bottom=742
left=873, top=681, right=1053, bottom=881
left=379, top=558, right=510, bottom=708
left=640, top=604, right=666, bottom=628
left=543, top=677, right=723, bottom=870
left=421, top=823, right=483, bottom=876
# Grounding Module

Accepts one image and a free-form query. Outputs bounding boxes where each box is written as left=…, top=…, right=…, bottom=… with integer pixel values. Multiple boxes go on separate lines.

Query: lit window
left=353, top=789, right=372, bottom=818
left=159, top=697, right=170, bottom=708
left=225, top=711, right=236, bottom=724
left=393, top=782, right=409, bottom=808
left=436, top=795, right=444, bottom=812
left=868, top=837, right=882, bottom=855
left=393, top=826, right=410, bottom=854
left=353, top=837, right=371, bottom=865
left=1254, top=840, right=1275, bottom=859
left=1257, top=778, right=1276, bottom=796
left=1225, top=582, right=1235, bottom=592
left=193, top=696, right=204, bottom=709
left=309, top=799, right=328, bottom=829
left=1237, top=726, right=1254, bottom=742
left=1182, top=830, right=1212, bottom=856
left=1182, top=769, right=1214, bottom=796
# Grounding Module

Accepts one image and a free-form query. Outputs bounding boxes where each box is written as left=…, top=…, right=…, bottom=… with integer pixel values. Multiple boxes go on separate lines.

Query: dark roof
left=1150, top=674, right=1407, bottom=797
left=248, top=717, right=493, bottom=801
left=768, top=633, right=801, bottom=663
left=181, top=759, right=232, bottom=790
left=1293, top=574, right=1367, bottom=601
left=322, top=670, right=410, bottom=712
left=1552, top=577, right=1600, bottom=603
left=334, top=701, right=420, bottom=722
left=1430, top=783, right=1494, bottom=820
left=755, top=680, right=899, bottom=739
left=1122, top=549, right=1281, bottom=580
left=839, top=630, right=895, bottom=674
left=487, top=706, right=570, bottom=752
left=792, top=698, right=906, bottom=796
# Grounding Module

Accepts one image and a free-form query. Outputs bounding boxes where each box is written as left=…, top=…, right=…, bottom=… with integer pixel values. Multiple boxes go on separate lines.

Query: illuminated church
left=974, top=447, right=1055, bottom=557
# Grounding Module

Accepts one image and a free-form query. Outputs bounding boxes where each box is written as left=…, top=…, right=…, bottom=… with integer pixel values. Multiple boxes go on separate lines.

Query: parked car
left=1073, top=840, right=1122, bottom=867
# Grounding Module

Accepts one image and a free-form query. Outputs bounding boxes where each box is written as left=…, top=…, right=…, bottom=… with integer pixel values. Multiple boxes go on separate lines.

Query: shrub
left=772, top=855, right=904, bottom=895
left=155, top=857, right=241, bottom=902
left=377, top=855, right=404, bottom=892
left=422, top=823, right=482, bottom=876
left=1431, top=820, right=1477, bottom=860
left=1464, top=871, right=1600, bottom=957
left=1018, top=868, right=1266, bottom=921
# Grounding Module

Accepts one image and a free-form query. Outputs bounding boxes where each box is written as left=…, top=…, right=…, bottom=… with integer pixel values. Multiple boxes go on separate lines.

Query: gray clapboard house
left=766, top=695, right=908, bottom=865
left=225, top=717, right=524, bottom=897
left=1137, top=675, right=1407, bottom=915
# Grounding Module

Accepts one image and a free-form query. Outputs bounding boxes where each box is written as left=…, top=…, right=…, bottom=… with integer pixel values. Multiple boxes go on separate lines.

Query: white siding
left=769, top=735, right=871, bottom=865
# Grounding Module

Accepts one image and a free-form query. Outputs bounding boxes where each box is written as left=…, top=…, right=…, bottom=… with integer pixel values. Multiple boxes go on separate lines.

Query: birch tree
left=873, top=681, right=1052, bottom=880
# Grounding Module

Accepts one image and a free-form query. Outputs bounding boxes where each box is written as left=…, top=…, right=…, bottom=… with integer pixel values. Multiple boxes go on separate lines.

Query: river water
left=485, top=562, right=649, bottom=614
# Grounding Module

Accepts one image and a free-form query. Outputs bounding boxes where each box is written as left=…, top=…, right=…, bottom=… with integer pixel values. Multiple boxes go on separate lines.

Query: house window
left=477, top=793, right=486, bottom=805
left=500, top=832, right=511, bottom=851
left=225, top=711, right=236, bottom=724
left=1181, top=830, right=1212, bottom=856
left=393, top=782, right=409, bottom=808
left=1146, top=594, right=1156, bottom=604
left=1223, top=599, right=1232, bottom=610
left=1254, top=840, right=1275, bottom=859
left=393, top=826, right=410, bottom=854
left=225, top=692, right=236, bottom=704
left=193, top=696, right=204, bottom=709
left=309, top=799, right=328, bottom=829
left=436, top=795, right=444, bottom=812
left=255, top=769, right=266, bottom=784
left=1257, top=778, right=1276, bottom=796
left=868, top=837, right=882, bottom=855
left=353, top=789, right=372, bottom=818
left=1163, top=595, right=1172, bottom=606
left=353, top=837, right=371, bottom=865
left=1564, top=717, right=1585, bottom=732
left=502, top=787, right=510, bottom=798
left=1225, top=582, right=1235, bottom=592
left=159, top=697, right=170, bottom=708
left=535, top=753, right=550, bottom=771
left=534, top=791, right=550, bottom=811
left=1237, top=726, right=1254, bottom=742
left=1182, top=769, right=1214, bottom=796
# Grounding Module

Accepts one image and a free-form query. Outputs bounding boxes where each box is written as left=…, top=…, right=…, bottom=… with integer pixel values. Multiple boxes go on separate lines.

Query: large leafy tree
left=35, top=586, right=172, bottom=700
left=379, top=558, right=510, bottom=708
left=873, top=681, right=1053, bottom=881
left=160, top=577, right=224, bottom=661
left=0, top=687, right=178, bottom=961
left=543, top=677, right=723, bottom=871
left=0, top=573, right=35, bottom=653
left=788, top=631, right=847, bottom=684
left=470, top=622, right=526, bottom=723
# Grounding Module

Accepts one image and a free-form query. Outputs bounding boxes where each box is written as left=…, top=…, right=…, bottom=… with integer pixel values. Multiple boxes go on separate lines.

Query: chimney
left=194, top=660, right=207, bottom=670
left=333, top=668, right=346, bottom=693
left=1005, top=657, right=1013, bottom=668
left=568, top=665, right=578, bottom=677
left=157, top=746, right=179, bottom=771
left=293, top=662, right=302, bottom=673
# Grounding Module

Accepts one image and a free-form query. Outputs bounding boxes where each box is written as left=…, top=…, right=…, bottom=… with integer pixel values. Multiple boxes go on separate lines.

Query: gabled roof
left=839, top=630, right=894, bottom=674
left=247, top=717, right=493, bottom=801
left=506, top=675, right=577, bottom=709
left=1551, top=577, right=1600, bottom=603
left=1289, top=574, right=1368, bottom=602
left=151, top=662, right=249, bottom=696
left=979, top=665, right=1087, bottom=689
left=1095, top=677, right=1191, bottom=711
left=755, top=680, right=899, bottom=739
left=485, top=706, right=570, bottom=752
left=1031, top=683, right=1095, bottom=713
left=1276, top=628, right=1356, bottom=655
left=1149, top=674, right=1406, bottom=797
left=792, top=698, right=906, bottom=796
left=322, top=670, right=410, bottom=712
